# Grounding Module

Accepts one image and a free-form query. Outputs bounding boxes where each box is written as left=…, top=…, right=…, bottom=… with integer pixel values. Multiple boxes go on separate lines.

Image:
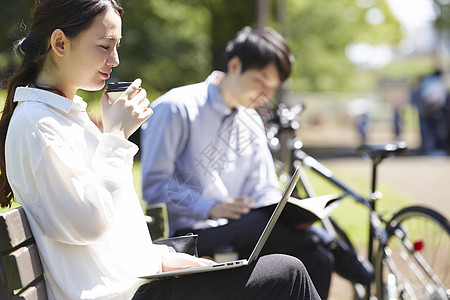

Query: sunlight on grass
left=0, top=201, right=20, bottom=213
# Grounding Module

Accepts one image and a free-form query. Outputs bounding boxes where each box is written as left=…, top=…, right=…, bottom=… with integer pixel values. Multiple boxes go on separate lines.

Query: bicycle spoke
left=396, top=227, right=445, bottom=289
left=377, top=206, right=449, bottom=300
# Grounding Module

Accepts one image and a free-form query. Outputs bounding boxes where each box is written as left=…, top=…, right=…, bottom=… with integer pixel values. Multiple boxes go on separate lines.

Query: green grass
left=132, top=161, right=143, bottom=199
left=0, top=200, right=20, bottom=213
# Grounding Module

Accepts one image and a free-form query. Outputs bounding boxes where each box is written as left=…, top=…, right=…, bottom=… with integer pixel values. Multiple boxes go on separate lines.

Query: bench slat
left=0, top=207, right=33, bottom=252
left=2, top=243, right=44, bottom=292
left=11, top=279, right=47, bottom=300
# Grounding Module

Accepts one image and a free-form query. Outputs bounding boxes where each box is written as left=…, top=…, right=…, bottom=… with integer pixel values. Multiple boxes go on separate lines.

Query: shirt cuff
left=193, top=196, right=216, bottom=219
left=98, top=133, right=139, bottom=162
left=256, top=191, right=283, bottom=208
left=151, top=244, right=170, bottom=273
left=152, top=244, right=170, bottom=253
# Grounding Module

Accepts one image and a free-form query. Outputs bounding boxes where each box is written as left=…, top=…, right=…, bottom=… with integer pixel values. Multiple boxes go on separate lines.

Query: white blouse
left=5, top=87, right=166, bottom=300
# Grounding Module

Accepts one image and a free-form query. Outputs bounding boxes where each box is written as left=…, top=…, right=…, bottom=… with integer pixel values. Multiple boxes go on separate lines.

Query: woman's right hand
left=101, top=78, right=153, bottom=139
left=161, top=252, right=215, bottom=273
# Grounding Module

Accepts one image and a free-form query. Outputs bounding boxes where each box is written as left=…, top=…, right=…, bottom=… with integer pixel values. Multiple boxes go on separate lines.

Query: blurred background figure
left=411, top=69, right=448, bottom=155
left=392, top=104, right=403, bottom=141
left=347, top=98, right=371, bottom=144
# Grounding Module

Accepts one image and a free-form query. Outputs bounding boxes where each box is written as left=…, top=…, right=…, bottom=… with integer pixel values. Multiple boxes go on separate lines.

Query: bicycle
left=262, top=103, right=450, bottom=300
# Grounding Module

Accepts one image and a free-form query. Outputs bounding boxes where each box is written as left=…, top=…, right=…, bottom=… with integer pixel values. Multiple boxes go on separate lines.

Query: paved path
left=322, top=155, right=450, bottom=219
left=320, top=154, right=450, bottom=299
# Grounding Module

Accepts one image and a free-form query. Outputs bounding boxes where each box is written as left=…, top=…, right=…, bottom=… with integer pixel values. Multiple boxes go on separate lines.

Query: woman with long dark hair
left=0, top=1, right=320, bottom=299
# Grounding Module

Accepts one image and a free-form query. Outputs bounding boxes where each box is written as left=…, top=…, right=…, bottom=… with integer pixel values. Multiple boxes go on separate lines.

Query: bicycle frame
left=264, top=103, right=449, bottom=300
left=290, top=147, right=392, bottom=299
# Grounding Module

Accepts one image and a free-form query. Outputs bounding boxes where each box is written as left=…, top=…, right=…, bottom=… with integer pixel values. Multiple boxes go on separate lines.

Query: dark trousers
left=175, top=209, right=333, bottom=300
left=132, top=254, right=321, bottom=300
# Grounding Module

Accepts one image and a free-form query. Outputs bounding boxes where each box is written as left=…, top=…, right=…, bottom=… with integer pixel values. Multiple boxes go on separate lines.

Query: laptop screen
left=247, top=167, right=300, bottom=263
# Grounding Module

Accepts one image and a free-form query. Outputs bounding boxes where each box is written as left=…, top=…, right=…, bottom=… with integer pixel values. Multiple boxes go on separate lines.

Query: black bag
left=153, top=233, right=199, bottom=257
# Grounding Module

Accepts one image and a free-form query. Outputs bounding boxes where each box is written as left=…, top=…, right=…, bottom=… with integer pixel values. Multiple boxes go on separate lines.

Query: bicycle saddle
left=356, top=141, right=407, bottom=160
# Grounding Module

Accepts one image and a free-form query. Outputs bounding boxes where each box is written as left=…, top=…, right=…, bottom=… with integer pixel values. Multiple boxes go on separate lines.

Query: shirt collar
left=13, top=86, right=87, bottom=113
left=206, top=71, right=235, bottom=117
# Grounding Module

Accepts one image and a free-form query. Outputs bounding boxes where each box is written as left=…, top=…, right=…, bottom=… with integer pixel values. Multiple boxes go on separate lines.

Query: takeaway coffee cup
left=105, top=81, right=140, bottom=102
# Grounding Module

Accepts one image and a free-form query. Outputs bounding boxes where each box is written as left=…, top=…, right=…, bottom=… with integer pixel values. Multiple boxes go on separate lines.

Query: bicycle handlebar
left=263, top=102, right=305, bottom=130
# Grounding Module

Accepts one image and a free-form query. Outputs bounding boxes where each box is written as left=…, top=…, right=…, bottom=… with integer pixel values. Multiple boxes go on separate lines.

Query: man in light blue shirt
left=140, top=70, right=282, bottom=235
left=141, top=27, right=373, bottom=300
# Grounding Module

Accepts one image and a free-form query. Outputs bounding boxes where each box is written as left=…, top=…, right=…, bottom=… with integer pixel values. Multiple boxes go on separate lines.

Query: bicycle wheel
left=376, top=206, right=449, bottom=300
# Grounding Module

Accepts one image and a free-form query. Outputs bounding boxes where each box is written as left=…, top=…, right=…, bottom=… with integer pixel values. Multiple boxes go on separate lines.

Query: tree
left=431, top=0, right=450, bottom=66
left=117, top=0, right=257, bottom=94
left=285, top=0, right=402, bottom=92
left=432, top=0, right=450, bottom=35
left=117, top=0, right=211, bottom=94
left=0, top=0, right=34, bottom=86
left=0, top=0, right=403, bottom=95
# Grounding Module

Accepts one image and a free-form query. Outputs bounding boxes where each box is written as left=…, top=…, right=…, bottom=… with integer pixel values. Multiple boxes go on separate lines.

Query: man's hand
left=209, top=197, right=256, bottom=220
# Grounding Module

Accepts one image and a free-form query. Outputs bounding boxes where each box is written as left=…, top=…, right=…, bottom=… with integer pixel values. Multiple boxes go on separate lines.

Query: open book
left=259, top=194, right=343, bottom=225
left=288, top=194, right=342, bottom=219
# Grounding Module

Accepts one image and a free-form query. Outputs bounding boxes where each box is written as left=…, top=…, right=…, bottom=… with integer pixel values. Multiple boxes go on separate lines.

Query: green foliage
left=0, top=0, right=405, bottom=97
left=117, top=0, right=212, bottom=93
left=200, top=0, right=257, bottom=70
left=286, top=0, right=402, bottom=92
left=0, top=0, right=34, bottom=84
left=432, top=0, right=450, bottom=34
left=380, top=55, right=438, bottom=82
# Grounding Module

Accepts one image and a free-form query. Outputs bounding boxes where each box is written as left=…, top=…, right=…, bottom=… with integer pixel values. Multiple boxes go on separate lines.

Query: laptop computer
left=140, top=167, right=300, bottom=279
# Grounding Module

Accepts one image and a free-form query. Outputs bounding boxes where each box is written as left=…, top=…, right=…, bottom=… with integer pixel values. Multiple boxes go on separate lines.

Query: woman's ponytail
left=0, top=37, right=43, bottom=207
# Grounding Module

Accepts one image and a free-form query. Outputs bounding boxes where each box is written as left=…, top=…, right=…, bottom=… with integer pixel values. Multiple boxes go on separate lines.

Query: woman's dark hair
left=0, top=0, right=123, bottom=208
left=225, top=26, right=294, bottom=82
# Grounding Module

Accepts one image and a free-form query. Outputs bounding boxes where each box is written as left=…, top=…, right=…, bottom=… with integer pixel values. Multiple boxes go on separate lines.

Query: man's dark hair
left=225, top=27, right=294, bottom=82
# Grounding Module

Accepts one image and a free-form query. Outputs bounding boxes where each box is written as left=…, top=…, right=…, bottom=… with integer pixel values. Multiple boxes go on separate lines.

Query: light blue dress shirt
left=140, top=71, right=281, bottom=235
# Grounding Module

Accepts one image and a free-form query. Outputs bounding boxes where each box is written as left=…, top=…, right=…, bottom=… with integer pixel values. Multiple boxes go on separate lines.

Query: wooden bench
left=0, top=204, right=170, bottom=300
left=0, top=206, right=47, bottom=300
